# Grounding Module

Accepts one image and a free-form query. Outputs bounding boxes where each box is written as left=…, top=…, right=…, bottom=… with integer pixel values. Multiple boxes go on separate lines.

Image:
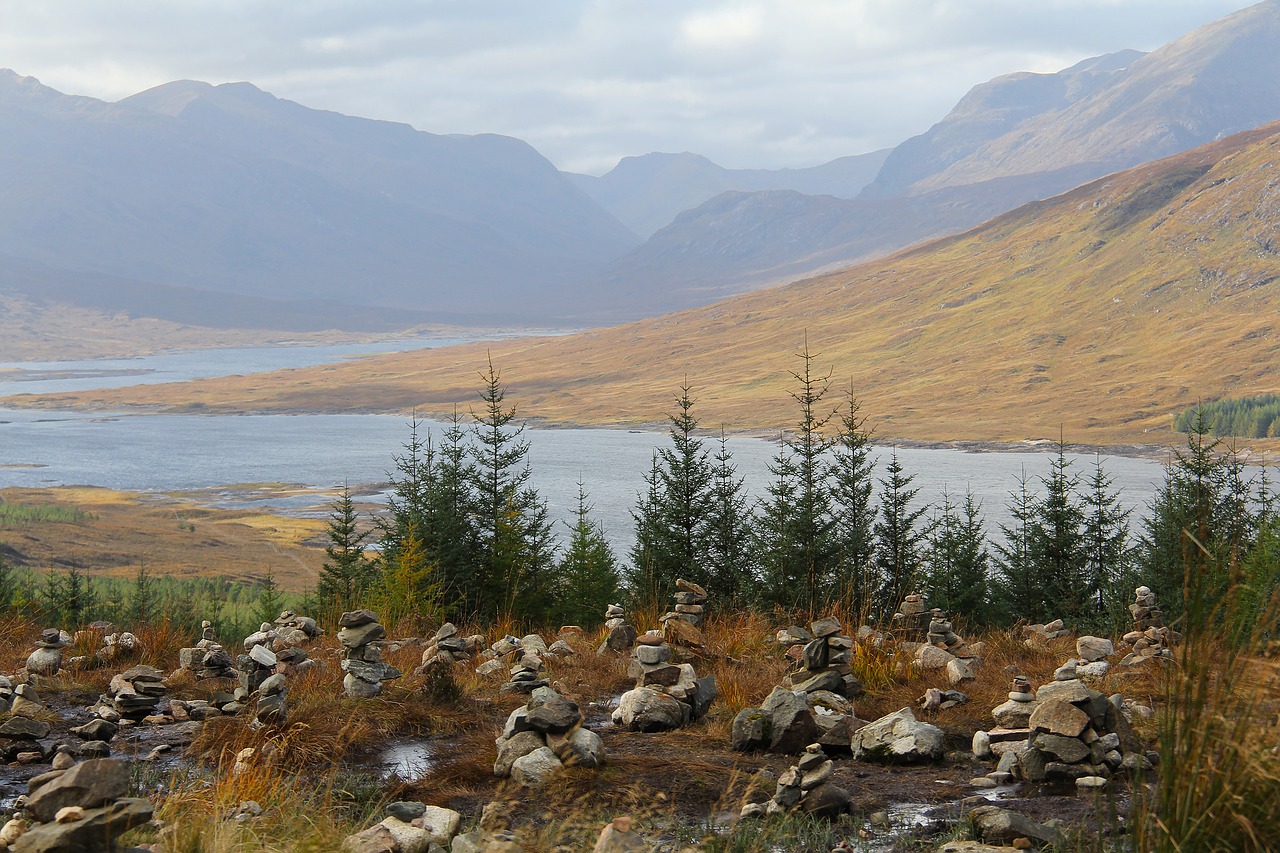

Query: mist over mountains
left=3, top=0, right=1280, bottom=333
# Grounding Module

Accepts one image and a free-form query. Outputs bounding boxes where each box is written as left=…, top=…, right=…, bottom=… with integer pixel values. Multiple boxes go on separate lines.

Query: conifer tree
left=316, top=485, right=374, bottom=619
left=993, top=469, right=1042, bottom=622
left=925, top=489, right=990, bottom=621
left=755, top=449, right=803, bottom=608
left=704, top=430, right=757, bottom=607
left=556, top=484, right=620, bottom=627
left=649, top=383, right=715, bottom=591
left=255, top=571, right=284, bottom=627
left=128, top=564, right=156, bottom=628
left=422, top=410, right=480, bottom=615
left=829, top=385, right=877, bottom=613
left=873, top=450, right=930, bottom=616
left=470, top=355, right=557, bottom=622
left=1029, top=442, right=1088, bottom=622
left=627, top=454, right=664, bottom=607
left=377, top=527, right=444, bottom=629
left=1081, top=455, right=1132, bottom=627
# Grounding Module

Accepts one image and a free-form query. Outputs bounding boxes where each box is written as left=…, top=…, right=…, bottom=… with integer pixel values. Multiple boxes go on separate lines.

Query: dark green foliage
left=470, top=355, right=557, bottom=622
left=992, top=469, right=1040, bottom=622
left=925, top=489, right=990, bottom=621
left=128, top=564, right=156, bottom=628
left=0, top=503, right=93, bottom=524
left=254, top=570, right=284, bottom=627
left=1082, top=454, right=1133, bottom=631
left=1029, top=442, right=1089, bottom=622
left=555, top=484, right=620, bottom=628
left=1172, top=393, right=1280, bottom=439
left=625, top=383, right=715, bottom=605
left=315, top=485, right=375, bottom=622
left=828, top=385, right=877, bottom=613
left=704, top=430, right=758, bottom=607
left=873, top=450, right=930, bottom=616
left=39, top=567, right=96, bottom=628
left=755, top=344, right=839, bottom=611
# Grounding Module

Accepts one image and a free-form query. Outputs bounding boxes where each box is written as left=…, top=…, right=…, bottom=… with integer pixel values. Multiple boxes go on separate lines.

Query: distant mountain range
left=1, top=0, right=1279, bottom=336
left=35, top=120, right=1279, bottom=446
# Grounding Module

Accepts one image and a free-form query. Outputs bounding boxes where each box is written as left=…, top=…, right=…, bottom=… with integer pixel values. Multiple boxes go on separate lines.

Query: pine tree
left=829, top=384, right=877, bottom=613
left=470, top=355, right=557, bottom=622
left=756, top=343, right=838, bottom=611
left=650, top=382, right=715, bottom=591
left=925, top=489, right=990, bottom=621
left=128, top=564, right=156, bottom=628
left=993, top=469, right=1043, bottom=622
left=704, top=430, right=757, bottom=607
left=255, top=571, right=284, bottom=627
left=555, top=484, right=620, bottom=628
left=872, top=450, right=930, bottom=616
left=1081, top=455, right=1132, bottom=629
left=627, top=454, right=665, bottom=608
left=1029, top=442, right=1088, bottom=623
left=377, top=527, right=444, bottom=629
left=422, top=410, right=480, bottom=617
left=316, top=485, right=374, bottom=620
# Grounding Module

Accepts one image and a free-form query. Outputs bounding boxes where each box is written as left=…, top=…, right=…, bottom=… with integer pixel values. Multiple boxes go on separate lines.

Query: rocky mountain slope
left=0, top=71, right=638, bottom=327
left=15, top=122, right=1280, bottom=446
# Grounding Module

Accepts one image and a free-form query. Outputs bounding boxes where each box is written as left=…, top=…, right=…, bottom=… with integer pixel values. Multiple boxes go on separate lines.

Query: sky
left=0, top=1, right=1261, bottom=175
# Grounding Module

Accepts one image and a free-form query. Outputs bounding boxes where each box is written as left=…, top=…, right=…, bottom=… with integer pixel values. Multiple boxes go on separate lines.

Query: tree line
left=313, top=347, right=1280, bottom=636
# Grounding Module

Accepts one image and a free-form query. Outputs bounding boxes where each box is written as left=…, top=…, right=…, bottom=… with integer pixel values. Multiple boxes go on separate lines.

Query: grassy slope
left=8, top=123, right=1280, bottom=446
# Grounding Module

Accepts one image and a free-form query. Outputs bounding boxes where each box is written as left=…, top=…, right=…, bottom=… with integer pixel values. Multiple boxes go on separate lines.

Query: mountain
left=567, top=149, right=889, bottom=238
left=0, top=71, right=639, bottom=327
left=585, top=1, right=1280, bottom=316
left=17, top=122, right=1280, bottom=446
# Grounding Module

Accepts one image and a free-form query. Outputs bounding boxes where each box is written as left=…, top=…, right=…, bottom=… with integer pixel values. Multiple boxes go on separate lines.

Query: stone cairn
left=24, top=628, right=66, bottom=677
left=177, top=620, right=237, bottom=681
left=417, top=622, right=485, bottom=672
left=1120, top=586, right=1177, bottom=666
left=239, top=622, right=281, bottom=694
left=273, top=609, right=323, bottom=645
left=0, top=758, right=153, bottom=852
left=1051, top=636, right=1115, bottom=683
left=1022, top=618, right=1070, bottom=646
left=973, top=669, right=1151, bottom=790
left=494, top=686, right=605, bottom=785
left=891, top=594, right=978, bottom=683
left=485, top=635, right=551, bottom=694
left=597, top=603, right=637, bottom=654
left=101, top=665, right=166, bottom=722
left=338, top=609, right=402, bottom=698
left=733, top=616, right=865, bottom=755
left=740, top=743, right=851, bottom=820
left=0, top=674, right=13, bottom=714
left=254, top=672, right=288, bottom=726
left=660, top=578, right=708, bottom=646
left=612, top=630, right=716, bottom=732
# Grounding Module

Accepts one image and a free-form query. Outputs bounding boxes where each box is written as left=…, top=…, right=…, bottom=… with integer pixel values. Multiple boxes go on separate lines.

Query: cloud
left=0, top=0, right=1257, bottom=173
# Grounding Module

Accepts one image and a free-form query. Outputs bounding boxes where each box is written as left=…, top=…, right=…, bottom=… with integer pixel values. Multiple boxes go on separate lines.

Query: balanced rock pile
left=732, top=685, right=859, bottom=754
left=0, top=758, right=153, bottom=853
left=740, top=743, right=851, bottom=819
left=1052, top=636, right=1115, bottom=682
left=176, top=620, right=237, bottom=681
left=777, top=616, right=865, bottom=698
left=974, top=671, right=1150, bottom=790
left=338, top=610, right=401, bottom=698
left=891, top=593, right=930, bottom=635
left=417, top=622, right=485, bottom=672
left=499, top=636, right=550, bottom=694
left=237, top=623, right=281, bottom=694
left=342, top=800, right=463, bottom=853
left=613, top=631, right=716, bottom=732
left=273, top=610, right=323, bottom=646
left=24, top=629, right=66, bottom=677
left=891, top=595, right=978, bottom=682
left=1120, top=586, right=1177, bottom=666
left=102, top=665, right=166, bottom=721
left=597, top=603, right=637, bottom=653
left=1022, top=618, right=1071, bottom=646
left=0, top=675, right=13, bottom=713
left=253, top=673, right=288, bottom=726
left=494, top=686, right=604, bottom=785
left=660, top=578, right=707, bottom=646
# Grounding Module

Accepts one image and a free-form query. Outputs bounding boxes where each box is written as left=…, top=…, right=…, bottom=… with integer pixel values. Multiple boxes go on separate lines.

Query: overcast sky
left=0, top=1, right=1260, bottom=174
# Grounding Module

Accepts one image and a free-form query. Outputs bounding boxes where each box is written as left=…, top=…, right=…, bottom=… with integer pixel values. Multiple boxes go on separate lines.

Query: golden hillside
left=9, top=123, right=1280, bottom=447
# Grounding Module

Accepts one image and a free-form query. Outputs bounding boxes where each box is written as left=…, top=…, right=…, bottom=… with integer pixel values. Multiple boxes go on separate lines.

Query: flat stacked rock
left=0, top=675, right=13, bottom=714
left=1022, top=618, right=1070, bottom=646
left=238, top=623, right=280, bottom=694
left=494, top=686, right=604, bottom=785
left=740, top=743, right=851, bottom=819
left=597, top=604, right=637, bottom=653
left=417, top=623, right=485, bottom=673
left=660, top=579, right=707, bottom=647
left=178, top=621, right=238, bottom=680
left=342, top=801, right=463, bottom=852
left=273, top=610, right=323, bottom=648
left=612, top=631, right=716, bottom=732
left=24, top=629, right=66, bottom=677
left=338, top=610, right=401, bottom=698
left=499, top=636, right=550, bottom=694
left=254, top=673, right=287, bottom=726
left=778, top=616, right=865, bottom=698
left=102, top=665, right=166, bottom=721
left=892, top=593, right=929, bottom=634
left=1120, top=586, right=1178, bottom=666
left=8, top=683, right=48, bottom=720
left=975, top=673, right=1150, bottom=788
left=0, top=758, right=153, bottom=853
